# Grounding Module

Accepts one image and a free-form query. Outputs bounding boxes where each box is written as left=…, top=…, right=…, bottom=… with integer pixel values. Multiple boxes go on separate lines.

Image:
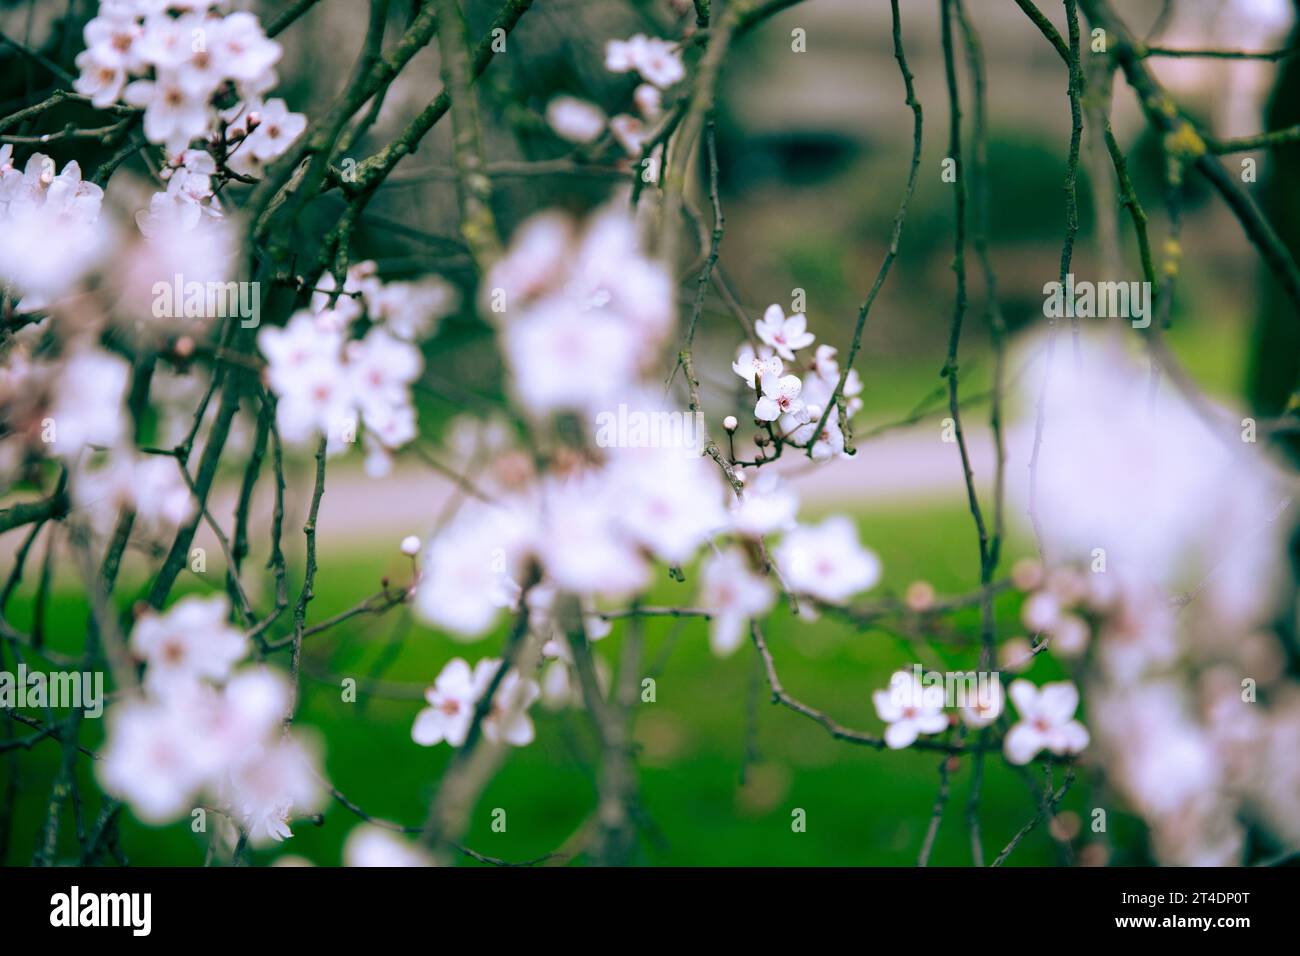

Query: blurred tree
left=1247, top=0, right=1300, bottom=465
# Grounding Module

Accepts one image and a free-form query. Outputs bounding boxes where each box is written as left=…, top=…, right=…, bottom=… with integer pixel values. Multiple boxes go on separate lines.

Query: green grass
left=1, top=500, right=1149, bottom=867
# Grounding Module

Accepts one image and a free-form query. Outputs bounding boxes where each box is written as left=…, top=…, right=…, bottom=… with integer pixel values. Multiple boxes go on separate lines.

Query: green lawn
left=1, top=500, right=1148, bottom=866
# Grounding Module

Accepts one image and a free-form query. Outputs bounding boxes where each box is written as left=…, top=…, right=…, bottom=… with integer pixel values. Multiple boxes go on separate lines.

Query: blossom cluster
left=98, top=595, right=326, bottom=845
left=544, top=32, right=684, bottom=176
left=258, top=262, right=457, bottom=476
left=411, top=657, right=541, bottom=749
left=0, top=148, right=107, bottom=309
left=872, top=668, right=1088, bottom=765
left=732, top=307, right=863, bottom=460
left=74, top=1, right=305, bottom=233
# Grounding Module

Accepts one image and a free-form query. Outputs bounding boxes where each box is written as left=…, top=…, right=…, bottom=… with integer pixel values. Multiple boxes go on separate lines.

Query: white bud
left=400, top=535, right=421, bottom=557
left=723, top=415, right=738, bottom=432
left=805, top=404, right=822, bottom=419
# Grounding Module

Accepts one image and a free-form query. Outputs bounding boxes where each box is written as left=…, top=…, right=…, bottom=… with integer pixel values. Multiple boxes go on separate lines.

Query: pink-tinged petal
left=1008, top=678, right=1039, bottom=718
left=1038, top=681, right=1079, bottom=723
left=873, top=688, right=903, bottom=723
left=437, top=658, right=473, bottom=694
left=884, top=719, right=920, bottom=750
left=915, top=711, right=949, bottom=735
left=776, top=375, right=802, bottom=399
left=709, top=613, right=745, bottom=656
left=122, top=79, right=154, bottom=108
left=762, top=304, right=784, bottom=326
left=1003, top=722, right=1044, bottom=765
left=499, top=712, right=535, bottom=746
left=754, top=396, right=780, bottom=421
left=1053, top=720, right=1090, bottom=755
left=785, top=312, right=807, bottom=336
left=411, top=708, right=446, bottom=746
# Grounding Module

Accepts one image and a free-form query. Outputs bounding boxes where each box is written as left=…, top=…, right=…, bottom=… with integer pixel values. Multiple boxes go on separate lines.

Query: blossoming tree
left=2, top=0, right=1300, bottom=868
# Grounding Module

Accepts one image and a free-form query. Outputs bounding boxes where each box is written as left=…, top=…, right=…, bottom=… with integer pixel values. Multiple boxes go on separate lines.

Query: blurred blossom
left=699, top=548, right=774, bottom=656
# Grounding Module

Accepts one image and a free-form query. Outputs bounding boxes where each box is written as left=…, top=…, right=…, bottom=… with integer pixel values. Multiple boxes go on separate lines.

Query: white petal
left=411, top=709, right=446, bottom=746
left=1003, top=722, right=1044, bottom=765
left=884, top=720, right=920, bottom=750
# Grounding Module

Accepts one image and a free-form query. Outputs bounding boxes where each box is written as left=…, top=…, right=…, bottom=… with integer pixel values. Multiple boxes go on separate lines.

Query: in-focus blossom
left=124, top=69, right=212, bottom=155
left=755, top=304, right=814, bottom=361
left=754, top=373, right=806, bottom=423
left=873, top=670, right=948, bottom=749
left=412, top=657, right=540, bottom=748
left=732, top=343, right=782, bottom=390
left=226, top=98, right=306, bottom=177
left=1003, top=679, right=1089, bottom=765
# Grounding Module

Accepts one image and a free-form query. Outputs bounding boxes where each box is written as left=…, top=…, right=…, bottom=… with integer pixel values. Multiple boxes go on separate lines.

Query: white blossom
left=1003, top=679, right=1089, bottom=765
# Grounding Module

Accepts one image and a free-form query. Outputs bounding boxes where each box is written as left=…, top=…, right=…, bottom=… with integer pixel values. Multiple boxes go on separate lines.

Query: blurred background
left=2, top=0, right=1298, bottom=865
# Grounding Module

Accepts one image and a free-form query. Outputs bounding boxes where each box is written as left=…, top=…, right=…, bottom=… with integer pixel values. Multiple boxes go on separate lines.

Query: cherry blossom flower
left=960, top=676, right=1004, bottom=728
left=537, top=471, right=651, bottom=598
left=97, top=698, right=212, bottom=823
left=604, top=34, right=685, bottom=89
left=72, top=450, right=194, bottom=537
left=633, top=83, right=662, bottom=120
left=414, top=499, right=536, bottom=638
left=546, top=95, right=606, bottom=143
left=873, top=670, right=948, bottom=749
left=226, top=98, right=306, bottom=177
left=345, top=825, right=432, bottom=867
left=755, top=304, right=814, bottom=361
left=221, top=735, right=326, bottom=846
left=0, top=154, right=108, bottom=304
left=732, top=342, right=782, bottom=389
left=47, top=349, right=129, bottom=458
left=131, top=595, right=249, bottom=698
left=699, top=549, right=774, bottom=656
left=125, top=69, right=212, bottom=154
left=345, top=328, right=422, bottom=419
left=609, top=113, right=647, bottom=155
left=608, top=446, right=726, bottom=563
left=1003, top=679, right=1090, bottom=765
left=775, top=516, right=881, bottom=603
left=489, top=202, right=674, bottom=415
left=82, top=4, right=145, bottom=73
left=729, top=471, right=799, bottom=537
left=211, top=11, right=283, bottom=87
left=365, top=275, right=458, bottom=341
left=479, top=661, right=541, bottom=746
left=74, top=48, right=127, bottom=107
left=412, top=657, right=539, bottom=748
left=754, top=373, right=806, bottom=423
left=502, top=295, right=643, bottom=415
